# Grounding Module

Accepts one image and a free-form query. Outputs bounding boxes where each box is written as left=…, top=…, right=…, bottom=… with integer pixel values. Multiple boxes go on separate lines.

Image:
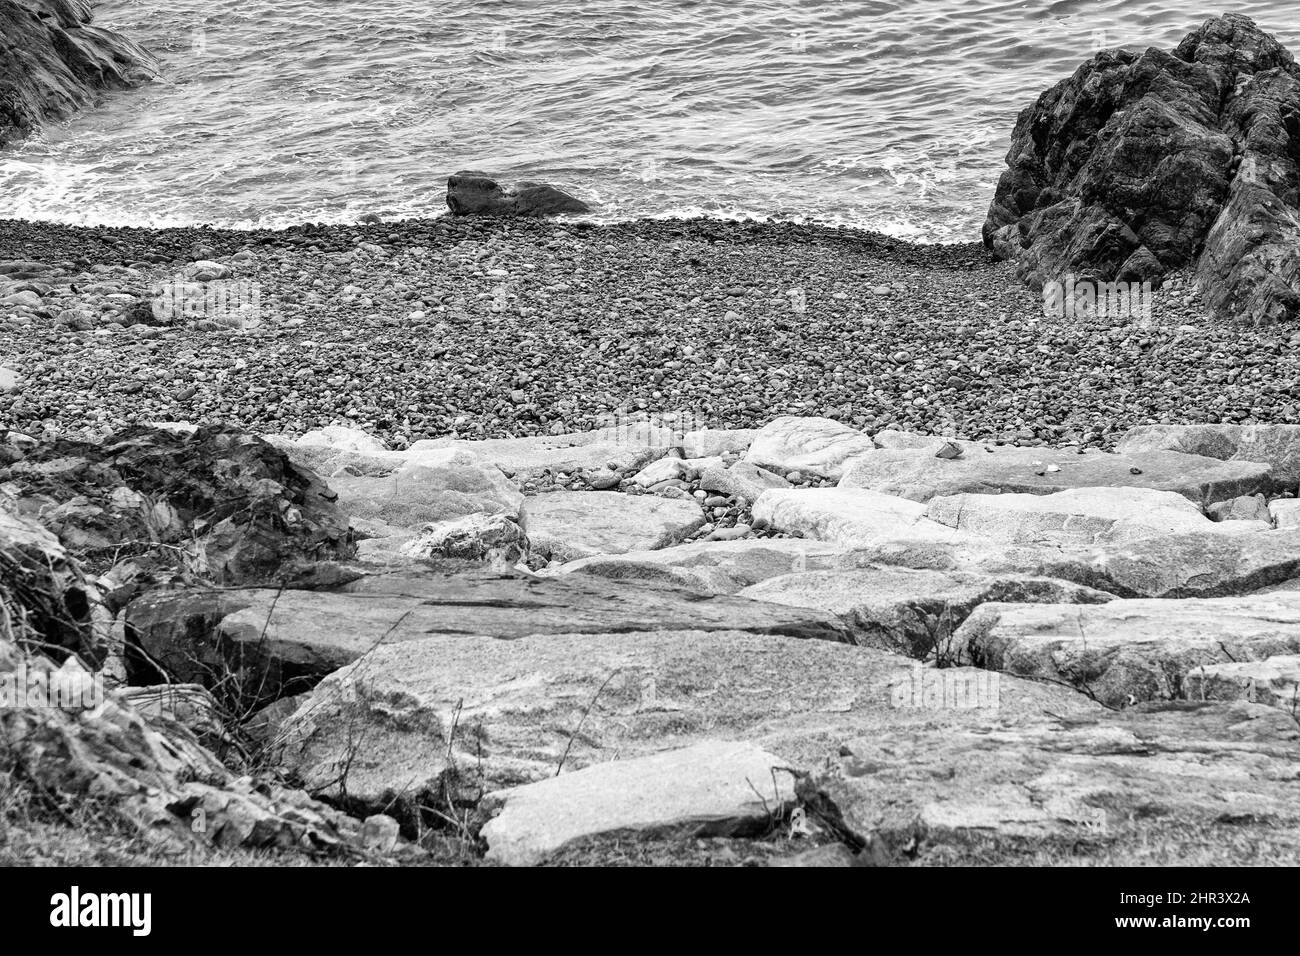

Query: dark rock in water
left=984, top=14, right=1300, bottom=325
left=446, top=170, right=591, bottom=217
left=1, top=425, right=353, bottom=585
left=0, top=0, right=157, bottom=146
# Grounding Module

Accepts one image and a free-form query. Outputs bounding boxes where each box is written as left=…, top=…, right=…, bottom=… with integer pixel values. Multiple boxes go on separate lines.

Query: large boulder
left=739, top=567, right=1113, bottom=658
left=1184, top=655, right=1300, bottom=712
left=983, top=14, right=1300, bottom=325
left=955, top=592, right=1300, bottom=707
left=1115, top=423, right=1300, bottom=487
left=520, top=491, right=705, bottom=562
left=839, top=444, right=1270, bottom=504
left=752, top=488, right=961, bottom=547
left=923, top=486, right=1260, bottom=546
left=2, top=425, right=352, bottom=585
left=0, top=0, right=156, bottom=146
left=445, top=171, right=590, bottom=217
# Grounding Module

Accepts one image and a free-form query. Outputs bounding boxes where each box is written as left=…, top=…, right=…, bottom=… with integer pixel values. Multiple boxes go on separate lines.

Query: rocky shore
left=2, top=215, right=1299, bottom=453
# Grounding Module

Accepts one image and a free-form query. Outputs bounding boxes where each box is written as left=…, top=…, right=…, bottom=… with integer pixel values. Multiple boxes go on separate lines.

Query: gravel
left=1, top=215, right=1298, bottom=450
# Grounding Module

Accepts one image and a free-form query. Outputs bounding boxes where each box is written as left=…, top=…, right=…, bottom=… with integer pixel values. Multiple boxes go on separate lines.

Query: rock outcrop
left=0, top=0, right=156, bottom=146
left=983, top=14, right=1300, bottom=325
left=445, top=171, right=591, bottom=217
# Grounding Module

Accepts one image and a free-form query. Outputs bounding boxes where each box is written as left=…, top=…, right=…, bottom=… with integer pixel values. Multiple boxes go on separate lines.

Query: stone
left=699, top=460, right=791, bottom=501
left=752, top=488, right=961, bottom=548
left=326, top=448, right=523, bottom=529
left=739, top=567, right=1114, bottom=658
left=1185, top=655, right=1300, bottom=712
left=817, top=701, right=1300, bottom=861
left=4, top=425, right=352, bottom=585
left=271, top=626, right=1092, bottom=808
left=360, top=814, right=401, bottom=853
left=924, top=487, right=1259, bottom=546
left=446, top=170, right=590, bottom=216
left=409, top=425, right=677, bottom=480
left=1270, top=498, right=1300, bottom=529
left=839, top=445, right=1270, bottom=505
left=297, top=425, right=389, bottom=453
left=744, top=416, right=878, bottom=480
left=520, top=491, right=705, bottom=562
left=1207, top=493, right=1272, bottom=523
left=398, top=512, right=528, bottom=566
left=955, top=593, right=1300, bottom=707
left=630, top=456, right=687, bottom=487
left=0, top=0, right=156, bottom=146
left=125, top=570, right=853, bottom=701
left=682, top=428, right=757, bottom=458
left=187, top=260, right=231, bottom=282
left=1116, top=424, right=1300, bottom=487
left=983, top=14, right=1300, bottom=325
left=0, top=366, right=21, bottom=393
left=480, top=741, right=796, bottom=866
left=540, top=538, right=879, bottom=594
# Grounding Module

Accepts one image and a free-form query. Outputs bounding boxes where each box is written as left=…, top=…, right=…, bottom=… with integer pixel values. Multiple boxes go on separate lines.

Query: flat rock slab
left=699, top=461, right=791, bottom=502
left=744, top=416, right=878, bottom=480
left=1117, top=424, right=1300, bottom=486
left=753, top=488, right=961, bottom=547
left=1185, top=655, right=1300, bottom=713
left=125, top=569, right=853, bottom=699
left=818, top=701, right=1300, bottom=860
left=520, top=491, right=705, bottom=562
left=541, top=538, right=880, bottom=595
left=271, top=627, right=1096, bottom=805
left=850, top=529, right=1300, bottom=600
left=480, top=741, right=796, bottom=866
left=739, top=568, right=1113, bottom=657
left=955, top=593, right=1300, bottom=708
left=839, top=445, right=1269, bottom=504
left=412, top=425, right=679, bottom=479
left=924, top=486, right=1262, bottom=546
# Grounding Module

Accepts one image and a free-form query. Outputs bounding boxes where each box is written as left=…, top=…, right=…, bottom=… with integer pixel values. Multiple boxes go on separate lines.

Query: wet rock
left=956, top=593, right=1300, bottom=707
left=984, top=14, right=1300, bottom=325
left=0, top=0, right=157, bottom=146
left=520, top=491, right=705, bottom=562
left=481, top=741, right=796, bottom=866
left=446, top=171, right=591, bottom=217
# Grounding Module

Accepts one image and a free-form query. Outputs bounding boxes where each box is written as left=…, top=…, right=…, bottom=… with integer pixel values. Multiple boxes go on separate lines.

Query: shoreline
left=2, top=213, right=1297, bottom=450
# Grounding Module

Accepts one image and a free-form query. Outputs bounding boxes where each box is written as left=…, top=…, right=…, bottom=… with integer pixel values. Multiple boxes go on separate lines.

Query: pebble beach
left=2, top=215, right=1298, bottom=449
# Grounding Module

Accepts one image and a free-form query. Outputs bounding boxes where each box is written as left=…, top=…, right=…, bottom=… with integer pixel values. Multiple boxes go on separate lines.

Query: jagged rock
left=480, top=741, right=796, bottom=866
left=1116, top=424, right=1300, bottom=487
left=983, top=14, right=1300, bottom=325
left=752, top=488, right=960, bottom=547
left=270, top=627, right=1094, bottom=808
left=541, top=538, right=874, bottom=594
left=839, top=445, right=1270, bottom=504
left=520, top=491, right=705, bottom=562
left=1, top=425, right=352, bottom=584
left=1185, top=655, right=1300, bottom=712
left=924, top=486, right=1263, bottom=546
left=0, top=505, right=105, bottom=662
left=124, top=569, right=853, bottom=701
left=955, top=593, right=1300, bottom=707
left=739, top=567, right=1113, bottom=658
left=397, top=513, right=528, bottom=567
left=0, top=0, right=156, bottom=146
left=445, top=171, right=590, bottom=216
left=744, top=417, right=878, bottom=480
left=817, top=701, right=1300, bottom=860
